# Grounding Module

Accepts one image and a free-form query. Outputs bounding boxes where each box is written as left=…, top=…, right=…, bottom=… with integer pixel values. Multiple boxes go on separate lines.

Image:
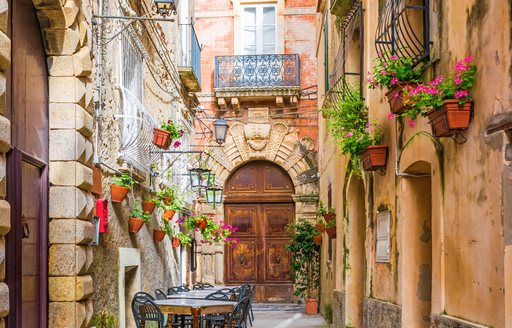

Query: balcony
left=214, top=54, right=300, bottom=110
left=178, top=24, right=201, bottom=92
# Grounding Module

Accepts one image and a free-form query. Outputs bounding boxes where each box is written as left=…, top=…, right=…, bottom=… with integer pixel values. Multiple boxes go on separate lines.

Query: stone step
left=252, top=303, right=306, bottom=312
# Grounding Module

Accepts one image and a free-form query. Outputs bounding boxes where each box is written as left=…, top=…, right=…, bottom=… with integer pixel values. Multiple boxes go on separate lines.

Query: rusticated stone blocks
left=430, top=314, right=489, bottom=328
left=49, top=161, right=93, bottom=191
left=363, top=297, right=401, bottom=328
left=49, top=244, right=88, bottom=276
left=48, top=301, right=87, bottom=328
left=49, top=219, right=94, bottom=245
left=332, top=290, right=345, bottom=328
left=49, top=275, right=93, bottom=301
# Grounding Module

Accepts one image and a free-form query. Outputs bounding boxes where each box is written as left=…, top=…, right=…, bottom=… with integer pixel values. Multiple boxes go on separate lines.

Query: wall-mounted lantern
left=206, top=185, right=224, bottom=208
left=154, top=0, right=179, bottom=17
left=213, top=117, right=229, bottom=145
left=189, top=168, right=211, bottom=190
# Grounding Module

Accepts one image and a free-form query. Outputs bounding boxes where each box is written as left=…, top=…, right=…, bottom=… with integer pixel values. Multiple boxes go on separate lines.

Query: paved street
left=253, top=311, right=328, bottom=328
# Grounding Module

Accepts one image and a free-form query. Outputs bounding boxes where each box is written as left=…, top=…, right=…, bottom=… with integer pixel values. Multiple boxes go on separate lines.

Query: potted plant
left=402, top=56, right=476, bottom=137
left=317, top=201, right=326, bottom=219
left=177, top=231, right=192, bottom=247
left=368, top=52, right=423, bottom=114
left=315, top=217, right=325, bottom=234
left=324, top=85, right=388, bottom=172
left=129, top=202, right=150, bottom=234
left=180, top=214, right=239, bottom=247
left=324, top=208, right=336, bottom=223
left=157, top=186, right=176, bottom=206
left=313, top=233, right=322, bottom=245
left=286, top=219, right=320, bottom=315
left=153, top=227, right=166, bottom=242
left=142, top=198, right=157, bottom=215
left=162, top=203, right=179, bottom=221
left=110, top=173, right=133, bottom=203
left=153, top=120, right=185, bottom=149
left=91, top=309, right=117, bottom=328
left=325, top=218, right=336, bottom=239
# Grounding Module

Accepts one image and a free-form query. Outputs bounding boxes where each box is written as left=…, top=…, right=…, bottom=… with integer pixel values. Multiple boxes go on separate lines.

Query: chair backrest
left=239, top=284, right=251, bottom=300
left=168, top=286, right=183, bottom=295
left=131, top=292, right=163, bottom=328
left=228, top=296, right=251, bottom=327
left=202, top=283, right=214, bottom=288
left=230, top=287, right=240, bottom=301
left=206, top=291, right=230, bottom=301
left=192, top=283, right=204, bottom=290
left=154, top=289, right=167, bottom=300
left=181, top=284, right=191, bottom=292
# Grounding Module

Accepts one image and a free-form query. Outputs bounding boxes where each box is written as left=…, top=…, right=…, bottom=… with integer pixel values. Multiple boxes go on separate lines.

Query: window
left=376, top=210, right=391, bottom=263
left=241, top=4, right=276, bottom=54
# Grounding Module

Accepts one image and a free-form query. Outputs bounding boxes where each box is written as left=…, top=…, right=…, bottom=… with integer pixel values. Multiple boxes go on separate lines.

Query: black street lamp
left=154, top=0, right=179, bottom=17
left=213, top=117, right=229, bottom=145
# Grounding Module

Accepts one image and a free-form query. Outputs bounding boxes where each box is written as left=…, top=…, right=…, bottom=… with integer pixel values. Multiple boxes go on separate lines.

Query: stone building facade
left=191, top=0, right=320, bottom=301
left=1, top=0, right=200, bottom=326
left=316, top=0, right=512, bottom=328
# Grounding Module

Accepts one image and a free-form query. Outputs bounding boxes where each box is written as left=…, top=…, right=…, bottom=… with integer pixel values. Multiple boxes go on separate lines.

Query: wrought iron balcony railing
left=214, top=54, right=300, bottom=90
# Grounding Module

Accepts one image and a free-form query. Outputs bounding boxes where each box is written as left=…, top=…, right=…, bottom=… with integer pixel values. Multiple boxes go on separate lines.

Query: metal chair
left=131, top=292, right=165, bottom=328
left=248, top=285, right=256, bottom=326
left=202, top=283, right=215, bottom=288
left=154, top=289, right=167, bottom=300
left=168, top=286, right=184, bottom=295
left=181, top=284, right=191, bottom=292
left=226, top=296, right=252, bottom=328
left=205, top=291, right=230, bottom=301
left=192, top=283, right=204, bottom=290
left=203, top=291, right=231, bottom=327
left=230, top=287, right=240, bottom=301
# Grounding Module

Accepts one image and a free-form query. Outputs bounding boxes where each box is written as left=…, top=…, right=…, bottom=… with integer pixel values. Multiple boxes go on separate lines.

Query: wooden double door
left=224, top=161, right=295, bottom=302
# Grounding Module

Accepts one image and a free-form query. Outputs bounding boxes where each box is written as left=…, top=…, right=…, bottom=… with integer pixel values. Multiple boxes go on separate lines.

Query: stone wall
left=363, top=298, right=401, bottom=328
left=331, top=290, right=345, bottom=328
left=0, top=0, right=10, bottom=324
left=431, top=314, right=490, bottom=328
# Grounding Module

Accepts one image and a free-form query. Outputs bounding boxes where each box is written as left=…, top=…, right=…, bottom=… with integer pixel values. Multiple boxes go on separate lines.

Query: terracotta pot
left=153, top=229, right=166, bottom=242
left=129, top=217, right=145, bottom=233
left=172, top=237, right=181, bottom=248
left=315, top=223, right=325, bottom=234
left=142, top=201, right=156, bottom=214
left=385, top=83, right=415, bottom=114
left=164, top=209, right=176, bottom=220
left=153, top=128, right=172, bottom=149
left=305, top=298, right=319, bottom=315
left=325, top=226, right=337, bottom=239
left=324, top=212, right=335, bottom=223
left=196, top=218, right=207, bottom=229
left=313, top=234, right=322, bottom=245
left=162, top=196, right=172, bottom=206
left=111, top=185, right=129, bottom=203
left=360, top=145, right=389, bottom=171
left=427, top=100, right=472, bottom=137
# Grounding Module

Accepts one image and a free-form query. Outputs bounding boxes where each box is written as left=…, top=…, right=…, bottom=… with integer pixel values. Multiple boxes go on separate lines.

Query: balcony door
left=241, top=4, right=276, bottom=55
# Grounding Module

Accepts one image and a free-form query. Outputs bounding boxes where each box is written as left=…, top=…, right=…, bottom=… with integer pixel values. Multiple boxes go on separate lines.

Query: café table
left=154, top=299, right=236, bottom=328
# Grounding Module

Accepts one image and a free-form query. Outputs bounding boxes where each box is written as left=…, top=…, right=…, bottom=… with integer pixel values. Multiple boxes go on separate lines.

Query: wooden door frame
left=6, top=149, right=49, bottom=328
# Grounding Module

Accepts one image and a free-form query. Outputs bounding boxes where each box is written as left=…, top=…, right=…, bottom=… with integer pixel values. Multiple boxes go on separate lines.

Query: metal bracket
left=450, top=132, right=467, bottom=144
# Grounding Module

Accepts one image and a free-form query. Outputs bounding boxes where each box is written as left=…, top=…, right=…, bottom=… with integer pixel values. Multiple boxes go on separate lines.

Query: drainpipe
left=394, top=119, right=431, bottom=178
left=93, top=0, right=104, bottom=166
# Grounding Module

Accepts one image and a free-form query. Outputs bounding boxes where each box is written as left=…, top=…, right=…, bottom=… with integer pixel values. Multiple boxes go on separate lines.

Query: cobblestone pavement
left=252, top=311, right=329, bottom=328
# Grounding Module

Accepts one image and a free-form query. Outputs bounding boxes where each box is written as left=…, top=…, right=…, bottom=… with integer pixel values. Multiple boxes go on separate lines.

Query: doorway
left=6, top=0, right=49, bottom=326
left=400, top=162, right=432, bottom=327
left=224, top=161, right=295, bottom=302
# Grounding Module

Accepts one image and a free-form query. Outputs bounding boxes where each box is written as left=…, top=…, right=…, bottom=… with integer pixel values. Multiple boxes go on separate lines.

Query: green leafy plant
left=91, top=310, right=117, bottom=328
left=161, top=120, right=185, bottom=139
left=286, top=219, right=320, bottom=299
left=179, top=213, right=239, bottom=247
left=178, top=231, right=192, bottom=246
left=323, top=304, right=333, bottom=324
left=402, top=56, right=476, bottom=120
left=323, top=85, right=382, bottom=169
left=111, top=172, right=133, bottom=188
left=130, top=201, right=150, bottom=222
left=326, top=217, right=336, bottom=228
left=367, top=52, right=423, bottom=89
left=161, top=220, right=174, bottom=236
left=317, top=201, right=326, bottom=218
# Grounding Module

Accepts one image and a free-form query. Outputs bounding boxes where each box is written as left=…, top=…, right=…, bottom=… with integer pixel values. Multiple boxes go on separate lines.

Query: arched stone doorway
left=224, top=160, right=295, bottom=302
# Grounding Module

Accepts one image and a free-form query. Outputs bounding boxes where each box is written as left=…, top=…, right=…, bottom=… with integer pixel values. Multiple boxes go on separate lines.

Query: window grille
left=376, top=211, right=391, bottom=263
left=328, top=1, right=363, bottom=103
left=375, top=0, right=430, bottom=67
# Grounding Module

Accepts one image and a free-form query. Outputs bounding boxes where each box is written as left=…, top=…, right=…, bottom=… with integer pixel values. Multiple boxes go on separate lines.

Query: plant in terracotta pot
left=324, top=85, right=387, bottom=172
left=324, top=208, right=336, bottom=223
left=157, top=186, right=176, bottom=206
left=153, top=120, right=185, bottom=149
left=110, top=173, right=133, bottom=203
left=368, top=52, right=423, bottom=114
left=142, top=198, right=157, bottom=215
left=402, top=56, right=476, bottom=137
left=153, top=225, right=166, bottom=242
left=313, top=233, right=322, bottom=245
left=129, top=202, right=150, bottom=234
left=180, top=214, right=239, bottom=247
left=177, top=231, right=192, bottom=247
left=285, top=219, right=320, bottom=315
left=315, top=217, right=325, bottom=234
left=325, top=218, right=337, bottom=239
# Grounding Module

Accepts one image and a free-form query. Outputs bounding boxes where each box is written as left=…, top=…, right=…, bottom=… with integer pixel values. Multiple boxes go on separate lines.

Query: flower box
left=153, top=128, right=172, bottom=149
left=325, top=227, right=337, bottom=239
left=428, top=100, right=472, bottom=137
left=313, top=234, right=322, bottom=245
left=129, top=217, right=145, bottom=233
left=386, top=83, right=415, bottom=114
left=360, top=145, right=389, bottom=171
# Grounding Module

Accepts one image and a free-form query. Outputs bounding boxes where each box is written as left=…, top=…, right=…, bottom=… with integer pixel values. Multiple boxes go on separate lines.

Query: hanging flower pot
left=427, top=100, right=472, bottom=137
left=313, top=234, right=322, bottom=245
left=360, top=145, right=389, bottom=171
left=129, top=217, right=145, bottom=233
left=164, top=209, right=176, bottom=220
left=142, top=201, right=156, bottom=214
left=324, top=212, right=335, bottom=223
left=325, top=226, right=337, bottom=239
left=153, top=229, right=166, bottom=242
left=111, top=185, right=129, bottom=203
left=315, top=223, right=325, bottom=234
left=153, top=128, right=172, bottom=149
left=162, top=196, right=172, bottom=206
left=386, top=83, right=415, bottom=114
left=196, top=218, right=207, bottom=229
left=172, top=237, right=181, bottom=248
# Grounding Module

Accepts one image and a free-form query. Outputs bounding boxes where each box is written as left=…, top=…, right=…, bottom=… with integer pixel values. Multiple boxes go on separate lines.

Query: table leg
left=191, top=309, right=200, bottom=328
left=167, top=314, right=173, bottom=328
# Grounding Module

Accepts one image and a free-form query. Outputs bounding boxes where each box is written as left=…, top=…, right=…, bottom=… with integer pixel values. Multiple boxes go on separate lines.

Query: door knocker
left=275, top=255, right=281, bottom=264
left=240, top=254, right=246, bottom=266
left=21, top=215, right=30, bottom=239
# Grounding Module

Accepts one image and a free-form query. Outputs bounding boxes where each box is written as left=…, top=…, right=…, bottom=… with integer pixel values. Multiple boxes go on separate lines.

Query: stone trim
left=332, top=290, right=345, bottom=328
left=430, top=314, right=490, bottom=328
left=363, top=297, right=401, bottom=328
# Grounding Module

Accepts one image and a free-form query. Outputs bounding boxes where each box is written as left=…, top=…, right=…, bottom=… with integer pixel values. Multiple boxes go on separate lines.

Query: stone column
left=0, top=0, right=11, bottom=323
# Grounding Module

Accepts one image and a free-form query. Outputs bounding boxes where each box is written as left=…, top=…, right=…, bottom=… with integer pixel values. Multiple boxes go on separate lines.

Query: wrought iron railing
left=214, top=54, right=300, bottom=89
left=375, top=0, right=430, bottom=67
left=179, top=24, right=201, bottom=86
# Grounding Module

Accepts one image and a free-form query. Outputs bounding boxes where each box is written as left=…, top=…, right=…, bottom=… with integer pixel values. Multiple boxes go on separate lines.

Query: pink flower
left=173, top=141, right=181, bottom=148
left=407, top=119, right=416, bottom=128
left=180, top=129, right=185, bottom=136
left=454, top=77, right=463, bottom=85
left=390, top=77, right=399, bottom=86
left=464, top=56, right=473, bottom=63
left=346, top=132, right=353, bottom=137
left=390, top=55, right=399, bottom=61
left=430, top=76, right=444, bottom=87
left=454, top=90, right=469, bottom=99
left=387, top=112, right=395, bottom=120
left=366, top=122, right=371, bottom=127
left=380, top=70, right=387, bottom=76
left=377, top=51, right=382, bottom=57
